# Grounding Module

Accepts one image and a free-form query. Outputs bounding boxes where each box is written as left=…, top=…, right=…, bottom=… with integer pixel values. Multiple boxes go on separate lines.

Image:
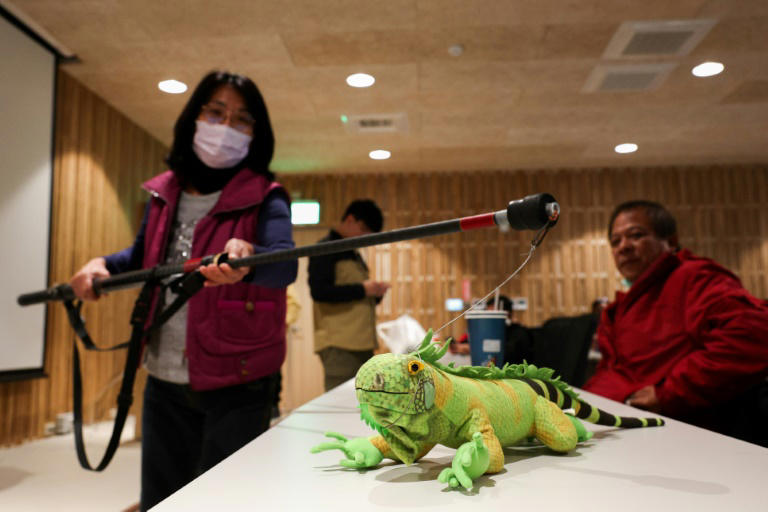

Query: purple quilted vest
left=141, top=169, right=287, bottom=390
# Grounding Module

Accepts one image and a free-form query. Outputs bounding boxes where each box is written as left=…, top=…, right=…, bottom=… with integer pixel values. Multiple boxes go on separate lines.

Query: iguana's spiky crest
left=410, top=329, right=578, bottom=401
left=413, top=329, right=451, bottom=362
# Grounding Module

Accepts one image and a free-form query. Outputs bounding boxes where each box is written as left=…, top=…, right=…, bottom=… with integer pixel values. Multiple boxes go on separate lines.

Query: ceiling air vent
left=344, top=113, right=408, bottom=134
left=603, top=19, right=717, bottom=58
left=582, top=63, right=678, bottom=93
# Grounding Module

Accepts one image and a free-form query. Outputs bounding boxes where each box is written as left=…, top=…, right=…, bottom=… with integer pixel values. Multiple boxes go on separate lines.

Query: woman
left=70, top=71, right=297, bottom=510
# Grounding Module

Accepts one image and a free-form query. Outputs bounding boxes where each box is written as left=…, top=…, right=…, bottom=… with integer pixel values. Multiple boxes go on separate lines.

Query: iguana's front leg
left=310, top=432, right=384, bottom=468
left=438, top=432, right=489, bottom=490
left=438, top=407, right=504, bottom=490
left=311, top=432, right=436, bottom=468
left=368, top=435, right=436, bottom=464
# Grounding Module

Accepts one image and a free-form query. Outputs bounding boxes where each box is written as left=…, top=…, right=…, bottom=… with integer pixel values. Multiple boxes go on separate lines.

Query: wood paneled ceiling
left=4, top=0, right=767, bottom=174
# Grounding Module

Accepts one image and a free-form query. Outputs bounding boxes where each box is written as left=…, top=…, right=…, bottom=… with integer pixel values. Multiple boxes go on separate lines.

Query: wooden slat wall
left=0, top=71, right=167, bottom=446
left=280, top=166, right=768, bottom=343
left=278, top=228, right=327, bottom=412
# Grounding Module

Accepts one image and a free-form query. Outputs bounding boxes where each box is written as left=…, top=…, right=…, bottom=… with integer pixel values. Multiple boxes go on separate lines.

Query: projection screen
left=0, top=10, right=56, bottom=379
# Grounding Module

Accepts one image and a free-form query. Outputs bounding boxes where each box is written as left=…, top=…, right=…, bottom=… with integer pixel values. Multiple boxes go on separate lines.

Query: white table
left=153, top=380, right=768, bottom=511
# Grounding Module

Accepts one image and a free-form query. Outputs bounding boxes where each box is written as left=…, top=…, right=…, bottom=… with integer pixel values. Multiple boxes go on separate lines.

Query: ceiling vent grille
left=582, top=63, right=678, bottom=93
left=344, top=113, right=408, bottom=134
left=603, top=19, right=717, bottom=58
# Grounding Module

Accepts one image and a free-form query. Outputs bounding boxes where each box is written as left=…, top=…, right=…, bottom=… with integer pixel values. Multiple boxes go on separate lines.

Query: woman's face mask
left=193, top=120, right=252, bottom=169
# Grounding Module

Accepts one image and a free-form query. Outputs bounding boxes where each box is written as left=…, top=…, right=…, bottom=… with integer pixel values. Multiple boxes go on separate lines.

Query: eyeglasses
left=199, top=103, right=255, bottom=134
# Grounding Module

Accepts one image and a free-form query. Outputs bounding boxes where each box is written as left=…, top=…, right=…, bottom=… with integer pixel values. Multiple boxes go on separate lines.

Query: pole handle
left=18, top=283, right=75, bottom=306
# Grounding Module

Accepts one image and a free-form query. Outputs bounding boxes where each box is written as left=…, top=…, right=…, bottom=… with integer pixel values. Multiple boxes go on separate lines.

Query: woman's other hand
left=199, top=238, right=254, bottom=287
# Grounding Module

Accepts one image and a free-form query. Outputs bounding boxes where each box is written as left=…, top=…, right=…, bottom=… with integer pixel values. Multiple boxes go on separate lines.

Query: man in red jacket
left=583, top=200, right=767, bottom=445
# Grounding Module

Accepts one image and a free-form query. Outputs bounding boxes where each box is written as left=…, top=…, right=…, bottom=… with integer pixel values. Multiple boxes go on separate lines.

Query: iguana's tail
left=571, top=397, right=664, bottom=428
left=520, top=378, right=665, bottom=428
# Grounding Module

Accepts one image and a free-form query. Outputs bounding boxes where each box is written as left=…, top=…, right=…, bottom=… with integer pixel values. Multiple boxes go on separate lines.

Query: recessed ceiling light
left=448, top=44, right=464, bottom=57
left=691, top=61, right=724, bottom=77
left=615, top=143, right=638, bottom=154
left=369, top=149, right=391, bottom=160
left=158, top=79, right=188, bottom=94
left=346, top=73, right=375, bottom=88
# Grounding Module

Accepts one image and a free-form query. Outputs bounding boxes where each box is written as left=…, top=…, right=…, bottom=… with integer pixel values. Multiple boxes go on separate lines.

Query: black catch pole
left=18, top=193, right=559, bottom=306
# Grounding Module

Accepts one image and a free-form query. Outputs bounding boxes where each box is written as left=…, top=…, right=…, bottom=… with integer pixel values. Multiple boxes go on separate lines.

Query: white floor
left=0, top=417, right=140, bottom=512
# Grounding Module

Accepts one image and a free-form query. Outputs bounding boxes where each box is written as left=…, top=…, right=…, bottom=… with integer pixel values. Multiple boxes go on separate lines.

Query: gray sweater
left=144, top=190, right=221, bottom=384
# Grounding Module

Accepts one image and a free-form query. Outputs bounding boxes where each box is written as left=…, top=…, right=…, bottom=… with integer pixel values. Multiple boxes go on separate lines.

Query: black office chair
left=503, top=323, right=536, bottom=367
left=695, top=380, right=768, bottom=448
left=528, top=313, right=598, bottom=387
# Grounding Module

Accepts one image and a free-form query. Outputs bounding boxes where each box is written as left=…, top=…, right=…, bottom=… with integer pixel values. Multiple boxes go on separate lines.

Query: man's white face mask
left=193, top=120, right=252, bottom=169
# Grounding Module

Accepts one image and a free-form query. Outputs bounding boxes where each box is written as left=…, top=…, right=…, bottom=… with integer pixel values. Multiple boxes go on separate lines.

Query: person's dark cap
left=343, top=199, right=383, bottom=233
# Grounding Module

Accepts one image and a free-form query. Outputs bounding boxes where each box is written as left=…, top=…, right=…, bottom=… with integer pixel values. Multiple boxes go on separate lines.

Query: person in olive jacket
left=309, top=199, right=390, bottom=391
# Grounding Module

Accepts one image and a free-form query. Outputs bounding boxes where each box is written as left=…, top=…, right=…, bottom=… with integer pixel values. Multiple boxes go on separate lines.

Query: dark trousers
left=140, top=374, right=278, bottom=511
left=318, top=347, right=374, bottom=391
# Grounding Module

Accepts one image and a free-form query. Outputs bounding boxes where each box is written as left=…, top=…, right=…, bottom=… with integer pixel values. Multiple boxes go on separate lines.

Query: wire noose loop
left=434, top=223, right=552, bottom=336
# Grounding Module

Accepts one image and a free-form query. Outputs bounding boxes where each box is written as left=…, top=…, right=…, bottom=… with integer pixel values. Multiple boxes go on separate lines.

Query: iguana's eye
left=407, top=360, right=424, bottom=375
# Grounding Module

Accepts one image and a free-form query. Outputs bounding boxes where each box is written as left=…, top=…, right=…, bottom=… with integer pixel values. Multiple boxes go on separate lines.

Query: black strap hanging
left=63, top=270, right=206, bottom=471
left=150, top=271, right=207, bottom=330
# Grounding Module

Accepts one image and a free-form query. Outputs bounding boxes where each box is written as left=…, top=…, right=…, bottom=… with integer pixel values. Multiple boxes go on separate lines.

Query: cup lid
left=465, top=310, right=508, bottom=318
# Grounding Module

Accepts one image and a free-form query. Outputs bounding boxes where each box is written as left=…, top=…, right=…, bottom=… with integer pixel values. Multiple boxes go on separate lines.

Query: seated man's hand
left=626, top=385, right=661, bottom=413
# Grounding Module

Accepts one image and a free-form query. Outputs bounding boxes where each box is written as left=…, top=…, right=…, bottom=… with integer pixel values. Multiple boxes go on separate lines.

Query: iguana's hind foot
left=566, top=413, right=593, bottom=442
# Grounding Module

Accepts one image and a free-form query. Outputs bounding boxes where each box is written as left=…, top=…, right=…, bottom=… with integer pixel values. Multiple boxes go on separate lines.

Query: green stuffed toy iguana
left=311, top=330, right=664, bottom=490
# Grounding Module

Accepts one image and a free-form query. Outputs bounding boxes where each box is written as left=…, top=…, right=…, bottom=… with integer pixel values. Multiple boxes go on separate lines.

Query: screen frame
left=0, top=5, right=66, bottom=381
